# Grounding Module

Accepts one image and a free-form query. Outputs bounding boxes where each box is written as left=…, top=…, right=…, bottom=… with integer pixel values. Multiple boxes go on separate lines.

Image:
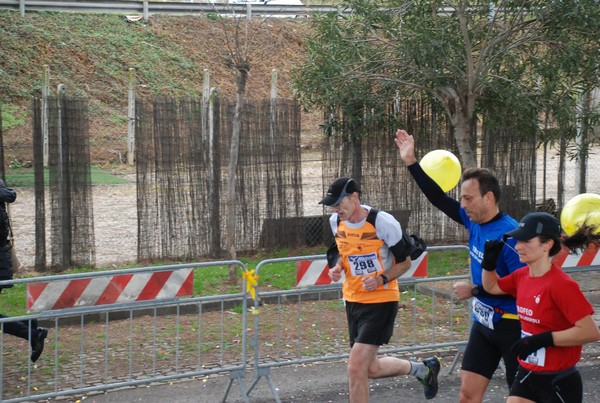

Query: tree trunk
left=226, top=69, right=248, bottom=282
left=576, top=90, right=591, bottom=193
left=438, top=88, right=477, bottom=169
left=452, top=112, right=477, bottom=169
left=557, top=133, right=567, bottom=208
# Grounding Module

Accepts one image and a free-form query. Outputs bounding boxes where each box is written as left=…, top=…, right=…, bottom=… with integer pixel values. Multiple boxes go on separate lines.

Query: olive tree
left=294, top=0, right=600, bottom=169
left=292, top=12, right=396, bottom=181
left=530, top=0, right=600, bottom=196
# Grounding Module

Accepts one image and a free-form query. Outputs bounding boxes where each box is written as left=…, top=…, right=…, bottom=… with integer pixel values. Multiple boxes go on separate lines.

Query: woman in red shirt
left=481, top=212, right=600, bottom=403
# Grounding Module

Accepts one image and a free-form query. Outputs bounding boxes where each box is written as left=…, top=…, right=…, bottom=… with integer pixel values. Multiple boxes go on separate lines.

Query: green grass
left=5, top=166, right=132, bottom=188
left=0, top=284, right=23, bottom=316
left=195, top=255, right=300, bottom=295
left=0, top=103, right=25, bottom=129
left=2, top=248, right=469, bottom=317
left=426, top=249, right=469, bottom=277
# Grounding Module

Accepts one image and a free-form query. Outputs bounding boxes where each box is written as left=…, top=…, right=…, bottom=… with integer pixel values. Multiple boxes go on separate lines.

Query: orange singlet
left=336, top=217, right=400, bottom=304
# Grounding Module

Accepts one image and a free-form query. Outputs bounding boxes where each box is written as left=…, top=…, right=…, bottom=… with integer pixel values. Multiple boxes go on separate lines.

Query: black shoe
left=417, top=356, right=441, bottom=400
left=30, top=327, right=48, bottom=363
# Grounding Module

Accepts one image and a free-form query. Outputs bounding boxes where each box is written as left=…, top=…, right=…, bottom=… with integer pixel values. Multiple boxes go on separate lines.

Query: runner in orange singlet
left=320, top=176, right=440, bottom=402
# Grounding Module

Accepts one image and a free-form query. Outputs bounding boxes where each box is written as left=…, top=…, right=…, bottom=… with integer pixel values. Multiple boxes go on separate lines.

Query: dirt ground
left=10, top=183, right=139, bottom=271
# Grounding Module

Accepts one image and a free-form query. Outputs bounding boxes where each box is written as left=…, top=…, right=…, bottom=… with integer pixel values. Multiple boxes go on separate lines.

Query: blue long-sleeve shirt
left=407, top=163, right=522, bottom=322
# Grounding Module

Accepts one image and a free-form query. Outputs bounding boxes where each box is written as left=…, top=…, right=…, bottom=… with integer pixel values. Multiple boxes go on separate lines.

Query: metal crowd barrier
left=248, top=245, right=472, bottom=402
left=1, top=249, right=598, bottom=402
left=247, top=246, right=600, bottom=402
left=0, top=261, right=250, bottom=403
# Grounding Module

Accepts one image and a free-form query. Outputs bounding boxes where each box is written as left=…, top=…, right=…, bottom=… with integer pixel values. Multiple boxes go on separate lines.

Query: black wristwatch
left=380, top=274, right=389, bottom=285
left=471, top=286, right=480, bottom=297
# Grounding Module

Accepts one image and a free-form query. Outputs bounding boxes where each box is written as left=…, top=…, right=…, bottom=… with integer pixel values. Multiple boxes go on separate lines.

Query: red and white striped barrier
left=296, top=252, right=428, bottom=287
left=26, top=269, right=194, bottom=312
left=552, top=245, right=599, bottom=268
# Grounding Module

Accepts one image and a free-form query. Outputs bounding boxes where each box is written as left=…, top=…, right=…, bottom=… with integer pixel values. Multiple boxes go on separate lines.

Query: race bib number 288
left=348, top=253, right=383, bottom=276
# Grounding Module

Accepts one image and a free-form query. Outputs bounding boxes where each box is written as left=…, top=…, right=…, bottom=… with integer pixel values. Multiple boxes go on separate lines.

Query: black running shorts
left=461, top=319, right=521, bottom=387
left=510, top=366, right=582, bottom=403
left=345, top=300, right=398, bottom=347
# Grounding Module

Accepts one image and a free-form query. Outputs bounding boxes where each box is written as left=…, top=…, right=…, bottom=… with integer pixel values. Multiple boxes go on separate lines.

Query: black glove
left=510, top=331, right=554, bottom=360
left=481, top=240, right=504, bottom=271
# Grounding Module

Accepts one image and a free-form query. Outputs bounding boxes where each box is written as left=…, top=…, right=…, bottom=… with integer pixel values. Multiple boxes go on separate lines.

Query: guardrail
left=0, top=0, right=348, bottom=19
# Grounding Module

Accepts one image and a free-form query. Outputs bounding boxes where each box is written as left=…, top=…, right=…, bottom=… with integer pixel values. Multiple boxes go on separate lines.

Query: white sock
left=409, top=361, right=428, bottom=378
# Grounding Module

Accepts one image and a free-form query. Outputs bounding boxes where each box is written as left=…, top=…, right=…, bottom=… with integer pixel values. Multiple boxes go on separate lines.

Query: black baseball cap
left=319, top=177, right=361, bottom=206
left=504, top=212, right=561, bottom=241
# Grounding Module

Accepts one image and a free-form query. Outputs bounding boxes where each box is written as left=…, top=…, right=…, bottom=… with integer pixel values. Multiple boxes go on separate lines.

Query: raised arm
left=394, top=129, right=463, bottom=224
left=395, top=129, right=418, bottom=166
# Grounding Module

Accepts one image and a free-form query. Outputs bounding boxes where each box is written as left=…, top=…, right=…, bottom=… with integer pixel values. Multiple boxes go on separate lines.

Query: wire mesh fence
left=135, top=96, right=304, bottom=261
left=29, top=95, right=96, bottom=272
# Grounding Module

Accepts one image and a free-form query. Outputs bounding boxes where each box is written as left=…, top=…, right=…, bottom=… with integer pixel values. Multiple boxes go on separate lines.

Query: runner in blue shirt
left=395, top=129, right=522, bottom=402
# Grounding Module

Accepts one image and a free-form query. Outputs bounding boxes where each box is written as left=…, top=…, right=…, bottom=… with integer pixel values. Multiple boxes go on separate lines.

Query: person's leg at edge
left=347, top=342, right=411, bottom=403
left=0, top=314, right=37, bottom=340
left=0, top=314, right=47, bottom=362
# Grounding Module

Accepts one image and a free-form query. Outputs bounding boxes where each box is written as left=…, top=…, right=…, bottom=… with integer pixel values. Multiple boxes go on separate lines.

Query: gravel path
left=85, top=347, right=600, bottom=403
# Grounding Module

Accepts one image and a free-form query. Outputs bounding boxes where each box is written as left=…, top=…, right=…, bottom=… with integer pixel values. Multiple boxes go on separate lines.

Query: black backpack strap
left=366, top=208, right=379, bottom=227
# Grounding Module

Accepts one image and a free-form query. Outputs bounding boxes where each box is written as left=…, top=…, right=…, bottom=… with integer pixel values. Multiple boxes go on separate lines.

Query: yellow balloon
left=560, top=193, right=600, bottom=236
left=420, top=150, right=462, bottom=192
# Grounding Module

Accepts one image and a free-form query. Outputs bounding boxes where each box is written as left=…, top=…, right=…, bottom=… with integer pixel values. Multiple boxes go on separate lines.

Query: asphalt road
left=85, top=348, right=600, bottom=403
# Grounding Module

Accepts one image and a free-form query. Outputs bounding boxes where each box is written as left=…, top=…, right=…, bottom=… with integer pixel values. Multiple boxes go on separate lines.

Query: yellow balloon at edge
left=420, top=149, right=462, bottom=192
left=560, top=193, right=600, bottom=236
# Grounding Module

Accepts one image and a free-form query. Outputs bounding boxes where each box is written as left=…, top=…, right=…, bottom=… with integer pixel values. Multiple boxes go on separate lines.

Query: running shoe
left=417, top=356, right=441, bottom=399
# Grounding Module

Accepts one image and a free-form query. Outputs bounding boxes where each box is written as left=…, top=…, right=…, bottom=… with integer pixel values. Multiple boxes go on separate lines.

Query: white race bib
left=472, top=299, right=495, bottom=330
left=348, top=252, right=382, bottom=277
left=520, top=330, right=547, bottom=367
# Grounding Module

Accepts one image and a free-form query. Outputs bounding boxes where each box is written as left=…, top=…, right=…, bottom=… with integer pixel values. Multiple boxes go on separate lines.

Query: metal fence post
left=42, top=65, right=49, bottom=167
left=127, top=68, right=135, bottom=166
left=143, top=1, right=148, bottom=21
